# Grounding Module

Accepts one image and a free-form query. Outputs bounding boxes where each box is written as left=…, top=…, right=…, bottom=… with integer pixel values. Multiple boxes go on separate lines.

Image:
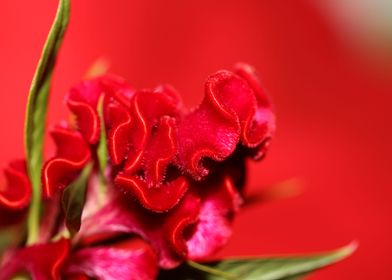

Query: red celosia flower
left=34, top=63, right=274, bottom=277
left=0, top=0, right=352, bottom=275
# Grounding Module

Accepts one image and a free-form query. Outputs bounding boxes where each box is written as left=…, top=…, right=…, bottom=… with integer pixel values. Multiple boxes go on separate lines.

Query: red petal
left=153, top=84, right=183, bottom=113
left=42, top=126, right=91, bottom=198
left=106, top=87, right=180, bottom=169
left=106, top=103, right=132, bottom=165
left=115, top=173, right=188, bottom=212
left=0, top=160, right=31, bottom=227
left=63, top=238, right=158, bottom=280
left=109, top=89, right=186, bottom=212
left=234, top=63, right=275, bottom=158
left=141, top=116, right=178, bottom=186
left=0, top=239, right=70, bottom=280
left=0, top=160, right=30, bottom=210
left=176, top=71, right=242, bottom=180
left=176, top=66, right=275, bottom=179
left=67, top=75, right=134, bottom=144
left=76, top=190, right=201, bottom=269
left=114, top=115, right=188, bottom=212
left=67, top=81, right=101, bottom=144
left=100, top=74, right=135, bottom=108
left=77, top=173, right=241, bottom=267
left=123, top=90, right=180, bottom=173
left=186, top=175, right=242, bottom=260
left=130, top=87, right=181, bottom=126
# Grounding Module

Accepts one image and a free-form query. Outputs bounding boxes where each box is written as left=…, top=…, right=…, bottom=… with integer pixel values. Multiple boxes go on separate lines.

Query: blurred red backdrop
left=1, top=1, right=391, bottom=279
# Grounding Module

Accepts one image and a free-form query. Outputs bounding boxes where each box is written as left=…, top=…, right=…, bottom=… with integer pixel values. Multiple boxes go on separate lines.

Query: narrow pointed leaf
left=62, top=163, right=92, bottom=236
left=24, top=0, right=70, bottom=244
left=187, top=242, right=356, bottom=280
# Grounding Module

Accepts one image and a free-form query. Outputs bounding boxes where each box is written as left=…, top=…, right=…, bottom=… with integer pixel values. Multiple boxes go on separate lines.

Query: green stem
left=26, top=175, right=41, bottom=245
left=24, top=0, right=70, bottom=245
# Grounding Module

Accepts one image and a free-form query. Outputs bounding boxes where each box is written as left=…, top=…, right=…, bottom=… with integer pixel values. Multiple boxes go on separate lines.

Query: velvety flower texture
left=0, top=64, right=274, bottom=279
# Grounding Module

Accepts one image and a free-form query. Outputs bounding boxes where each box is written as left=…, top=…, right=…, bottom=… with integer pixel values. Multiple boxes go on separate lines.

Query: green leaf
left=62, top=163, right=92, bottom=237
left=187, top=242, right=357, bottom=280
left=24, top=0, right=70, bottom=245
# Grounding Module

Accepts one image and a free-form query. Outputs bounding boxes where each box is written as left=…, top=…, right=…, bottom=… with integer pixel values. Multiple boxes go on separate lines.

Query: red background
left=1, top=1, right=391, bottom=279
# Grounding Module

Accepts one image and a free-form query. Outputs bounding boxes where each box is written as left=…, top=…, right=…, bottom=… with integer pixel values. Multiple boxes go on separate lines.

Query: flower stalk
left=24, top=0, right=70, bottom=245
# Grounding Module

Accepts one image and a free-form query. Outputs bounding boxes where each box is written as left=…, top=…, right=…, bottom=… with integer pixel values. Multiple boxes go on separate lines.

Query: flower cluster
left=0, top=63, right=274, bottom=280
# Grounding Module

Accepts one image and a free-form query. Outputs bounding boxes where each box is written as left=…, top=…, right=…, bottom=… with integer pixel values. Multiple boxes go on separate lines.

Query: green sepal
left=62, top=163, right=93, bottom=237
